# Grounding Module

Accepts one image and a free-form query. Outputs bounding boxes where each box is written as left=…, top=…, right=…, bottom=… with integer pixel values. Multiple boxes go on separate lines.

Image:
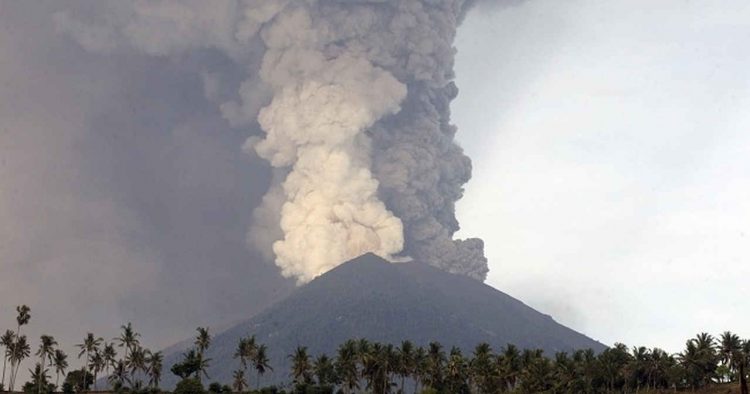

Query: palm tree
left=147, top=351, right=163, bottom=389
left=356, top=339, right=371, bottom=368
left=552, top=351, right=576, bottom=393
left=720, top=332, right=742, bottom=380
left=364, top=343, right=394, bottom=394
left=313, top=354, right=335, bottom=387
left=335, top=340, right=359, bottom=394
left=9, top=334, right=30, bottom=391
left=52, top=349, right=68, bottom=389
left=28, top=362, right=50, bottom=393
left=76, top=333, right=102, bottom=393
left=126, top=345, right=147, bottom=385
left=115, top=323, right=140, bottom=362
left=234, top=335, right=257, bottom=387
left=360, top=343, right=380, bottom=392
left=290, top=346, right=312, bottom=385
left=195, top=327, right=211, bottom=356
left=469, top=343, right=494, bottom=393
left=740, top=340, right=750, bottom=394
left=89, top=349, right=106, bottom=390
left=498, top=343, right=521, bottom=391
left=647, top=348, right=675, bottom=390
left=1, top=330, right=14, bottom=389
left=232, top=369, right=247, bottom=392
left=598, top=343, right=631, bottom=392
left=445, top=347, right=468, bottom=394
left=425, top=342, right=445, bottom=390
left=412, top=346, right=427, bottom=394
left=679, top=333, right=718, bottom=389
left=628, top=345, right=650, bottom=391
left=253, top=344, right=271, bottom=389
left=35, top=335, right=57, bottom=394
left=396, top=340, right=415, bottom=393
left=9, top=305, right=30, bottom=390
left=520, top=350, right=552, bottom=393
left=679, top=338, right=702, bottom=389
left=101, top=342, right=117, bottom=387
left=108, top=360, right=130, bottom=389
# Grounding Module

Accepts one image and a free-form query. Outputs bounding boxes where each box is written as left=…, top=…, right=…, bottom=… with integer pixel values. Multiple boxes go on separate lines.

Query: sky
left=0, top=1, right=749, bottom=384
left=0, top=1, right=295, bottom=377
left=455, top=0, right=750, bottom=351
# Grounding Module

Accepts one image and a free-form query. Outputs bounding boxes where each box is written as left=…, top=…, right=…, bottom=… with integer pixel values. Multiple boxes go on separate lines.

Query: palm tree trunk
left=38, top=356, right=46, bottom=394
left=8, top=358, right=14, bottom=390
left=83, top=351, right=89, bottom=393
left=740, top=361, right=748, bottom=394
left=11, top=354, right=23, bottom=391
left=10, top=322, right=21, bottom=391
left=1, top=353, right=7, bottom=389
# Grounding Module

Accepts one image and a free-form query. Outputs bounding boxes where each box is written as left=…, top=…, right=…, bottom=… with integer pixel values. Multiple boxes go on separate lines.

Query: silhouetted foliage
left=174, top=377, right=205, bottom=394
left=3, top=305, right=750, bottom=393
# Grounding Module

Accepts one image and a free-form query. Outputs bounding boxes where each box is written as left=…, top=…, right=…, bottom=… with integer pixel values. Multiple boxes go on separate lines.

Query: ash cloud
left=0, top=1, right=292, bottom=373
left=54, top=0, right=489, bottom=283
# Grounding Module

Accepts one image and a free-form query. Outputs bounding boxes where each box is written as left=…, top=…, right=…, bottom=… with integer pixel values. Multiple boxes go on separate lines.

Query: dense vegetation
left=1, top=305, right=748, bottom=394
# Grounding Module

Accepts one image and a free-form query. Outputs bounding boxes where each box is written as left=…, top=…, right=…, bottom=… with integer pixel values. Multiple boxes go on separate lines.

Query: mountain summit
left=162, top=253, right=605, bottom=387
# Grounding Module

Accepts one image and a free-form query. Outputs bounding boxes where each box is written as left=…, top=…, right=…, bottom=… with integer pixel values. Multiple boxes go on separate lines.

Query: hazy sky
left=0, top=1, right=294, bottom=377
left=455, top=0, right=750, bottom=351
left=1, top=1, right=749, bottom=382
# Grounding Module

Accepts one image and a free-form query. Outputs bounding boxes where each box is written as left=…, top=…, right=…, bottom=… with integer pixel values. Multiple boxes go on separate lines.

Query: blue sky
left=455, top=0, right=750, bottom=351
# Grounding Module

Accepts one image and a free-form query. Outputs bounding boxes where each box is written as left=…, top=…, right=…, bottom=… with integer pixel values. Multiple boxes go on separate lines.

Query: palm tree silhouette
left=253, top=344, right=271, bottom=389
left=115, top=323, right=140, bottom=363
left=52, top=349, right=68, bottom=389
left=1, top=330, right=14, bottom=389
left=412, top=346, right=427, bottom=394
left=290, top=346, right=312, bottom=385
left=195, top=327, right=211, bottom=357
left=313, top=354, right=334, bottom=386
left=335, top=340, right=358, bottom=394
left=147, top=351, right=163, bottom=389
left=9, top=334, right=30, bottom=391
left=28, top=362, right=50, bottom=393
left=126, top=345, right=147, bottom=385
left=9, top=305, right=30, bottom=390
left=469, top=343, right=493, bottom=393
left=108, top=360, right=130, bottom=389
left=76, top=333, right=102, bottom=393
left=35, top=335, right=57, bottom=394
left=234, top=335, right=257, bottom=381
left=396, top=340, right=414, bottom=393
left=232, top=369, right=247, bottom=392
left=88, top=348, right=106, bottom=390
left=101, top=342, right=117, bottom=388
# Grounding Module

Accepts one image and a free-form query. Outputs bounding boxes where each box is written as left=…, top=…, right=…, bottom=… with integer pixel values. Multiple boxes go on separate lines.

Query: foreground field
left=641, top=383, right=740, bottom=394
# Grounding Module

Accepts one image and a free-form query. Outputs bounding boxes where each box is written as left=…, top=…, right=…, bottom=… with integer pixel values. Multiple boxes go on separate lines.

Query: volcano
left=161, top=253, right=605, bottom=387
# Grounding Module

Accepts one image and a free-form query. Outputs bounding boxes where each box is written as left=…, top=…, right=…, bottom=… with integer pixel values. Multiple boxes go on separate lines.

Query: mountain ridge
left=160, top=253, right=606, bottom=388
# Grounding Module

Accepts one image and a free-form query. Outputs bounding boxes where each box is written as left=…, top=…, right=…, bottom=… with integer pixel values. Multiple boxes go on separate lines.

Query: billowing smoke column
left=56, top=0, right=488, bottom=283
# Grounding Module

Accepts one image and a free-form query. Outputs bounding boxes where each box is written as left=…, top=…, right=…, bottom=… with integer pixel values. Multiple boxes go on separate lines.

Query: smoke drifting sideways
left=56, top=0, right=488, bottom=284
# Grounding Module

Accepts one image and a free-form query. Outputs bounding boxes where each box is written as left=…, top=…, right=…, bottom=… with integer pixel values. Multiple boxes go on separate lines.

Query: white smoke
left=56, top=0, right=489, bottom=283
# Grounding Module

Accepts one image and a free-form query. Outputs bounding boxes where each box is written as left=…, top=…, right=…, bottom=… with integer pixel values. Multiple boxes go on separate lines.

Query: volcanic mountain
left=161, top=253, right=605, bottom=387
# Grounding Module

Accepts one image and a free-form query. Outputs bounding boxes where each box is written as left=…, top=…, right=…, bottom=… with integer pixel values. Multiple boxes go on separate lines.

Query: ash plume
left=56, top=0, right=488, bottom=283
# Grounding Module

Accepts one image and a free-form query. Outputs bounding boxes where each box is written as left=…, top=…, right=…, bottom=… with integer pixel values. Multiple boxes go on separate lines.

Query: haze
left=0, top=1, right=748, bottom=382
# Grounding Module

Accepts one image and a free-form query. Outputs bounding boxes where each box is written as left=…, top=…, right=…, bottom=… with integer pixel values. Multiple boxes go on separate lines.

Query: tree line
left=1, top=305, right=748, bottom=394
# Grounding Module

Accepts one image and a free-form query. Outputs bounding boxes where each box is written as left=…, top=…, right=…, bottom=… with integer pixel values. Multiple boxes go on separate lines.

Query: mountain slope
left=162, top=253, right=605, bottom=387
